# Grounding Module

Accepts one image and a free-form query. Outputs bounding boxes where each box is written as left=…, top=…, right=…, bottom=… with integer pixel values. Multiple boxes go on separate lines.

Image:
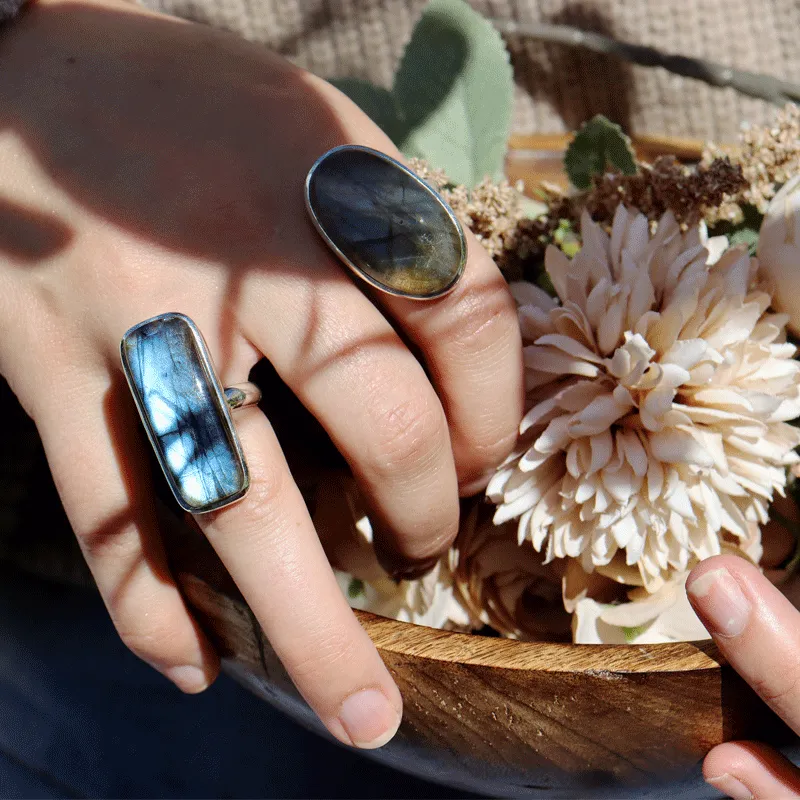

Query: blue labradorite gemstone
left=121, top=313, right=249, bottom=513
left=305, top=145, right=466, bottom=299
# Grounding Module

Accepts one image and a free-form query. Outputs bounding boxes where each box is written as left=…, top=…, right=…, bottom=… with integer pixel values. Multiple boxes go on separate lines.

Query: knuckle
left=76, top=520, right=138, bottom=564
left=244, top=461, right=288, bottom=514
left=113, top=609, right=183, bottom=665
left=750, top=664, right=800, bottom=710
left=287, top=629, right=360, bottom=685
left=366, top=386, right=447, bottom=476
left=447, top=280, right=518, bottom=355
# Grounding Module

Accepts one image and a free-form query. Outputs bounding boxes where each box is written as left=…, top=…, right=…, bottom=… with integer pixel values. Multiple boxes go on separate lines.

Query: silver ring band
left=224, top=382, right=262, bottom=410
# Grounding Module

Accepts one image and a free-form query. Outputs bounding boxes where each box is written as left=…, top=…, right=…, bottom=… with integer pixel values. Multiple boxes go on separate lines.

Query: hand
left=687, top=555, right=800, bottom=798
left=0, top=0, right=523, bottom=747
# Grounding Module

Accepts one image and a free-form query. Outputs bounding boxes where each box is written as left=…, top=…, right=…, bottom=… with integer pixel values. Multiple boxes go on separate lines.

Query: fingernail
left=165, top=665, right=210, bottom=694
left=706, top=773, right=753, bottom=800
left=687, top=567, right=752, bottom=637
left=338, top=688, right=401, bottom=749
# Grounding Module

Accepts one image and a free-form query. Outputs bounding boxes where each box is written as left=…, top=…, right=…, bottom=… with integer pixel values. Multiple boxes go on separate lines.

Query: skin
left=0, top=0, right=524, bottom=747
left=687, top=555, right=800, bottom=798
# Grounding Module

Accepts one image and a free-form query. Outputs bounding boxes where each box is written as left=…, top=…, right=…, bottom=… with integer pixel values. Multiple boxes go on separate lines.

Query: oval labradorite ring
left=120, top=313, right=261, bottom=514
left=305, top=145, right=467, bottom=300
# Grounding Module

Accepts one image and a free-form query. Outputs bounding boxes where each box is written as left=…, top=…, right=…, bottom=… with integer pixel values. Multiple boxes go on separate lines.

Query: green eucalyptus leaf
left=392, top=0, right=514, bottom=186
left=564, top=115, right=638, bottom=190
left=709, top=203, right=763, bottom=257
left=329, top=78, right=403, bottom=143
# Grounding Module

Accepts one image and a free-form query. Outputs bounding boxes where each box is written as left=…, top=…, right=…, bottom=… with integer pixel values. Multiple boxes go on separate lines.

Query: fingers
left=377, top=234, right=524, bottom=495
left=686, top=554, right=800, bottom=732
left=196, top=407, right=403, bottom=749
left=704, top=741, right=800, bottom=799
left=241, top=264, right=459, bottom=572
left=35, top=370, right=219, bottom=693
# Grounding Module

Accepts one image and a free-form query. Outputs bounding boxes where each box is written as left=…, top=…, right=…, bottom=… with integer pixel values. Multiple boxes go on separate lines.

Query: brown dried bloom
left=704, top=103, right=800, bottom=219
left=582, top=156, right=746, bottom=229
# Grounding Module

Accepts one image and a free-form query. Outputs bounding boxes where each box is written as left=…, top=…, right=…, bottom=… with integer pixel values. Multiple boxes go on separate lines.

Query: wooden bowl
left=170, top=136, right=792, bottom=799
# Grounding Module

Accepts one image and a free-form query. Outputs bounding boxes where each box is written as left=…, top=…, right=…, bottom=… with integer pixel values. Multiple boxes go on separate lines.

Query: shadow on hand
left=0, top=197, right=74, bottom=261
left=0, top=1, right=366, bottom=591
left=1, top=1, right=349, bottom=266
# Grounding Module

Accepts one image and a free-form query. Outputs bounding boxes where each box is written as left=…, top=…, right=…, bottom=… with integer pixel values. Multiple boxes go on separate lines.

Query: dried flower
left=409, top=157, right=528, bottom=271
left=452, top=505, right=570, bottom=640
left=333, top=559, right=472, bottom=630
left=568, top=535, right=760, bottom=644
left=757, top=174, right=800, bottom=336
left=704, top=103, right=800, bottom=221
left=488, top=205, right=800, bottom=592
left=582, top=157, right=746, bottom=229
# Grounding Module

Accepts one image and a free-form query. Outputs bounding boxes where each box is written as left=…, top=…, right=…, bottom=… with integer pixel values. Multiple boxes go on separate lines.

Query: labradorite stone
left=306, top=146, right=466, bottom=299
left=121, top=313, right=248, bottom=513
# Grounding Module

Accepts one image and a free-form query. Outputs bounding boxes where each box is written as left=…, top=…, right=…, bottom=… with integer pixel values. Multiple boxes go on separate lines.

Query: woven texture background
left=138, top=0, right=800, bottom=143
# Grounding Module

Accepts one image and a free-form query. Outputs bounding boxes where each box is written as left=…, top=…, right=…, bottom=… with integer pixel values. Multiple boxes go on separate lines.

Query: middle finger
left=240, top=261, right=460, bottom=571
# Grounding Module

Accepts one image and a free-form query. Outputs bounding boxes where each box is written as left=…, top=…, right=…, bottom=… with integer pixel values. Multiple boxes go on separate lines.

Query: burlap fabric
left=139, top=0, right=800, bottom=143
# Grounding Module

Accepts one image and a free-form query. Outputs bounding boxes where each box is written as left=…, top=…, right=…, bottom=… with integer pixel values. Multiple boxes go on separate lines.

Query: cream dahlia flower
left=571, top=570, right=710, bottom=645
left=313, top=475, right=470, bottom=629
left=452, top=506, right=570, bottom=640
left=568, top=537, right=760, bottom=644
left=488, top=205, right=800, bottom=592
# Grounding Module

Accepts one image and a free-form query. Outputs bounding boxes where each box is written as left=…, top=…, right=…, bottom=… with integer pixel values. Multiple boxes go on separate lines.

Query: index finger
left=687, top=554, right=800, bottom=732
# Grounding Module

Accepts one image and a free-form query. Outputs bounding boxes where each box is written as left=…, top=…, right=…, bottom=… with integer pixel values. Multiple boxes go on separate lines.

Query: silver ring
left=305, top=144, right=467, bottom=301
left=120, top=312, right=260, bottom=514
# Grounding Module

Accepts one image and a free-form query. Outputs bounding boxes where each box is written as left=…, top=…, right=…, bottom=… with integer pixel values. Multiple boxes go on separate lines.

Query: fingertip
left=372, top=519, right=455, bottom=578
left=687, top=553, right=760, bottom=594
left=704, top=741, right=800, bottom=800
left=164, top=663, right=218, bottom=694
left=328, top=686, right=403, bottom=750
left=458, top=468, right=497, bottom=498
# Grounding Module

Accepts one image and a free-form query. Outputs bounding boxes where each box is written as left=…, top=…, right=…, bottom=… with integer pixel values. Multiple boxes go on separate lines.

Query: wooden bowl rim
left=356, top=611, right=724, bottom=673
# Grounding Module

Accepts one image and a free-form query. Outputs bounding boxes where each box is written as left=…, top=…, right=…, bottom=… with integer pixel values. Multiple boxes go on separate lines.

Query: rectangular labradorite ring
left=121, top=312, right=250, bottom=514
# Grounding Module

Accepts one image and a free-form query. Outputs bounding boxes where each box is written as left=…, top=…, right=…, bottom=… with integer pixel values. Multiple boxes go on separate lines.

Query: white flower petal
left=649, top=429, right=714, bottom=467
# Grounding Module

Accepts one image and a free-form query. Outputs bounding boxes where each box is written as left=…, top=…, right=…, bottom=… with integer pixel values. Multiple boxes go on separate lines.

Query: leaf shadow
left=504, top=2, right=634, bottom=133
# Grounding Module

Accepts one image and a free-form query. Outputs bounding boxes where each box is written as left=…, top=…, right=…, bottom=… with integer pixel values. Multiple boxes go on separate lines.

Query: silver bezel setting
left=120, top=312, right=250, bottom=514
left=304, top=144, right=468, bottom=301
